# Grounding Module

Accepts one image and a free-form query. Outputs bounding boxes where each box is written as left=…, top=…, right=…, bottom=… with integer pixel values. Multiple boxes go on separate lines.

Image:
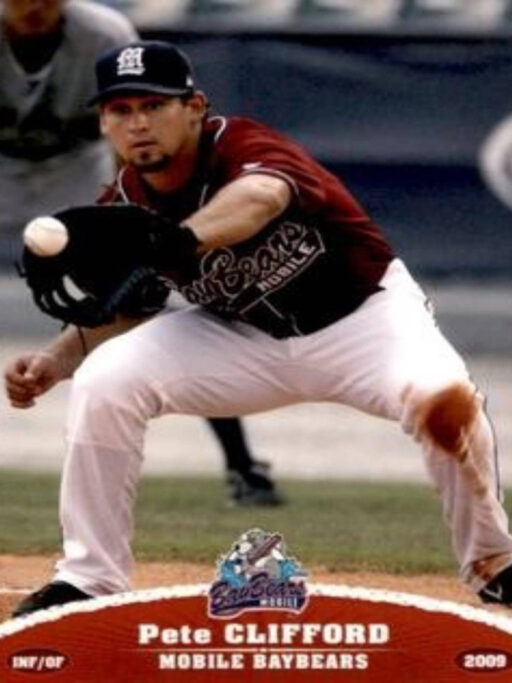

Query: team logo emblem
left=208, top=528, right=308, bottom=618
left=117, top=47, right=145, bottom=76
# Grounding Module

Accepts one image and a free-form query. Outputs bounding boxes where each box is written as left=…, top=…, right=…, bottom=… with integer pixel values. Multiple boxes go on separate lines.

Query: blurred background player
left=0, top=0, right=136, bottom=263
left=208, top=418, right=282, bottom=506
left=0, top=0, right=282, bottom=506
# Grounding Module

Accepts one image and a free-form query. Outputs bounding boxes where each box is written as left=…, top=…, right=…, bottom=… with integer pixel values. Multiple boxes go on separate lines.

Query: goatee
left=135, top=154, right=172, bottom=173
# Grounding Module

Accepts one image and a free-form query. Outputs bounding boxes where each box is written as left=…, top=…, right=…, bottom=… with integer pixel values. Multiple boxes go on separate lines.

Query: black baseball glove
left=21, top=203, right=200, bottom=327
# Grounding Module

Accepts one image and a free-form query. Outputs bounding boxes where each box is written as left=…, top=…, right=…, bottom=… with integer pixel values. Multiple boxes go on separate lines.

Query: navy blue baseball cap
left=89, top=40, right=195, bottom=105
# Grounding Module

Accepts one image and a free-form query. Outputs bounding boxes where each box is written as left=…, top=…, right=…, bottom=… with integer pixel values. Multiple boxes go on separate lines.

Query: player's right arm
left=4, top=315, right=146, bottom=408
left=186, top=174, right=292, bottom=251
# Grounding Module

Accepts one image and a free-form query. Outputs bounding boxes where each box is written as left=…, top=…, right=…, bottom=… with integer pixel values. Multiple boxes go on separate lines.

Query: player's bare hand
left=4, top=352, right=63, bottom=408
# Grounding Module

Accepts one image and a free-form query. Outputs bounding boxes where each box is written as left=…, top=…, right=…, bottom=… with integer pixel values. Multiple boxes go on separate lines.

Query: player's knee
left=406, top=382, right=480, bottom=457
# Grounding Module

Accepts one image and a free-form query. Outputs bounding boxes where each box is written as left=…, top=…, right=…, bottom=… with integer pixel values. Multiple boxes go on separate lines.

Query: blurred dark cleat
left=227, top=461, right=285, bottom=507
left=12, top=581, right=92, bottom=618
left=478, top=565, right=512, bottom=607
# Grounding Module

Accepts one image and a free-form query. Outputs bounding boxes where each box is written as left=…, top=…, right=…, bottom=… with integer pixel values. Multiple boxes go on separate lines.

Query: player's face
left=3, top=0, right=65, bottom=37
left=99, top=93, right=207, bottom=173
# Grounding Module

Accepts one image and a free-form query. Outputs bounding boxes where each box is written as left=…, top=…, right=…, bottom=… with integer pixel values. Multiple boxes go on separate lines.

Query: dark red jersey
left=104, top=116, right=395, bottom=337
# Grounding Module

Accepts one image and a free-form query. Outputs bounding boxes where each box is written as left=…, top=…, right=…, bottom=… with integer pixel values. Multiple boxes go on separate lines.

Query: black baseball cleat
left=12, top=581, right=92, bottom=618
left=227, top=461, right=285, bottom=507
left=478, top=565, right=512, bottom=607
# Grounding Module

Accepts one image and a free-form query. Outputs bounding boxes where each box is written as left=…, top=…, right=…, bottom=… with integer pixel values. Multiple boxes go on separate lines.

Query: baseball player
left=5, top=39, right=512, bottom=616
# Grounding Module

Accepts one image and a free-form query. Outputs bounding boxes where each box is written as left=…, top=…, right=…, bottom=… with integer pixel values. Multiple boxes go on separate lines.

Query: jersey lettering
left=181, top=221, right=325, bottom=308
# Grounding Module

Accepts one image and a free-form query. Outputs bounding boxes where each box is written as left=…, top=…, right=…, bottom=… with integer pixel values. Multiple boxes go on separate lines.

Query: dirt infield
left=0, top=553, right=491, bottom=623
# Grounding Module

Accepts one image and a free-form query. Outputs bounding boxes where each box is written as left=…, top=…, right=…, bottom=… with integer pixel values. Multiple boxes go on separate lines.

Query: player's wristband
left=176, top=224, right=201, bottom=255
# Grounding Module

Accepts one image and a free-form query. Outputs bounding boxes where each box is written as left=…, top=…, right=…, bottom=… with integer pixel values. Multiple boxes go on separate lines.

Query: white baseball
left=23, top=216, right=69, bottom=257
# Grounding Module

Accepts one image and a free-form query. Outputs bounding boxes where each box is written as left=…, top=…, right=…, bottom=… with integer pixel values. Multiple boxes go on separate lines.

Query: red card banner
left=1, top=585, right=512, bottom=681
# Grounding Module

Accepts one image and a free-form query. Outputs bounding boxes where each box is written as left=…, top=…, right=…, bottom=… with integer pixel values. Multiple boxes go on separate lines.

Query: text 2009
left=457, top=650, right=510, bottom=672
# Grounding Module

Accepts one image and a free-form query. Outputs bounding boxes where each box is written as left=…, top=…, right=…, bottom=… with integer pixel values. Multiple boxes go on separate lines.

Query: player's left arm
left=185, top=173, right=292, bottom=251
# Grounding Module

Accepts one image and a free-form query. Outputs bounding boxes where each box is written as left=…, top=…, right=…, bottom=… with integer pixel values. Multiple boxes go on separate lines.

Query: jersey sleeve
left=214, top=118, right=329, bottom=213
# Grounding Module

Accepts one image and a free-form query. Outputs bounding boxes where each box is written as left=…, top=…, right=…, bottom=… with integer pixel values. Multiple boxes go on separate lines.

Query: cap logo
left=117, top=47, right=145, bottom=77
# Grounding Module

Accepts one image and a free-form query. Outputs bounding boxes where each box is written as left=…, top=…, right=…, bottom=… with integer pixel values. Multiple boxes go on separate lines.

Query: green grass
left=1, top=469, right=506, bottom=576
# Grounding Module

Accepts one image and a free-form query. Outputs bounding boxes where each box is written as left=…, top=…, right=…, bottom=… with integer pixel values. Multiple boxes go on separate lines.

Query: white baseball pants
left=54, top=259, right=512, bottom=595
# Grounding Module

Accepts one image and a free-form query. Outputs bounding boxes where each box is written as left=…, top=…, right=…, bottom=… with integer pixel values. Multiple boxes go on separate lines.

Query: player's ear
left=186, top=91, right=208, bottom=122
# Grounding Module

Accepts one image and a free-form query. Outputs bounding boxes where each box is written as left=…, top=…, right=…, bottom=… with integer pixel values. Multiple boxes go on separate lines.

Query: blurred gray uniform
left=0, top=0, right=136, bottom=261
left=479, top=113, right=512, bottom=211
